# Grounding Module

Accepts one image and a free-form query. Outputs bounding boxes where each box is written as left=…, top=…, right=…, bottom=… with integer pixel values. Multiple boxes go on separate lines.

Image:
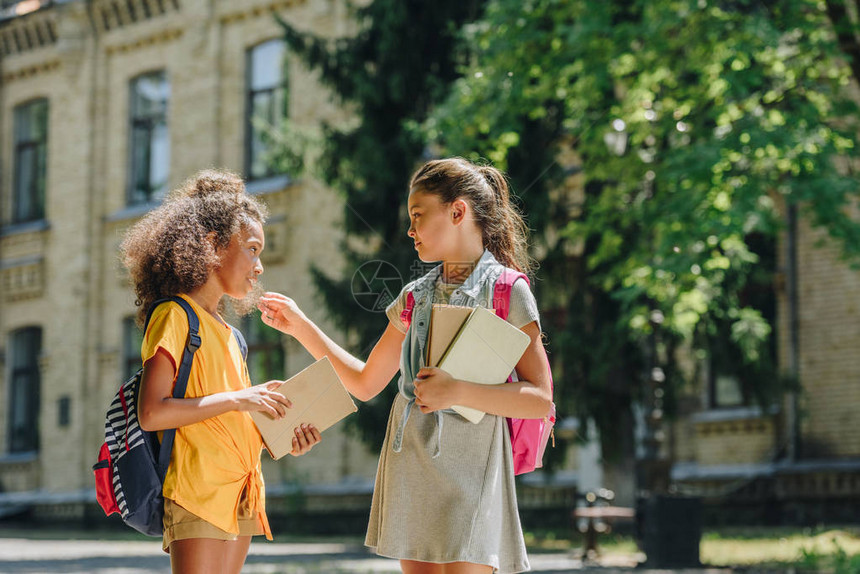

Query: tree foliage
left=430, top=0, right=860, bottom=458
left=276, top=0, right=484, bottom=449
left=274, top=0, right=860, bottom=471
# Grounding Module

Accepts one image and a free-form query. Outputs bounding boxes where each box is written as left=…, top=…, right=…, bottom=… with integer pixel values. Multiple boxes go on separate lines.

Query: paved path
left=0, top=537, right=734, bottom=573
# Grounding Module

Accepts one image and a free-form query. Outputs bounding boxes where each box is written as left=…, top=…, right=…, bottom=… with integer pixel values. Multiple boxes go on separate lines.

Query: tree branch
left=274, top=14, right=360, bottom=100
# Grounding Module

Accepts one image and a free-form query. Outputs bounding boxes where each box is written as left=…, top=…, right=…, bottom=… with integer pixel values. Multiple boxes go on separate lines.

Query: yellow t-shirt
left=141, top=294, right=271, bottom=539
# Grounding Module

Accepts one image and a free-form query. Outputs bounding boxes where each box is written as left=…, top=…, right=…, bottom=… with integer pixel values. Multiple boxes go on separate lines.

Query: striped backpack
left=402, top=269, right=556, bottom=475
left=92, top=297, right=248, bottom=536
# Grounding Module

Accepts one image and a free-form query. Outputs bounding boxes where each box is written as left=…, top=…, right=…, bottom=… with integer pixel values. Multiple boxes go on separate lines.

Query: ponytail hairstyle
left=409, top=157, right=532, bottom=273
left=121, top=169, right=268, bottom=325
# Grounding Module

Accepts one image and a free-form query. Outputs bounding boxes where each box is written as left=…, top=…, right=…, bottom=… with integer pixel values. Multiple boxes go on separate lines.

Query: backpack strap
left=494, top=271, right=556, bottom=474
left=495, top=269, right=555, bottom=392
left=493, top=269, right=530, bottom=321
left=493, top=269, right=530, bottom=384
left=400, top=291, right=416, bottom=328
left=145, top=296, right=201, bottom=478
left=230, top=325, right=248, bottom=360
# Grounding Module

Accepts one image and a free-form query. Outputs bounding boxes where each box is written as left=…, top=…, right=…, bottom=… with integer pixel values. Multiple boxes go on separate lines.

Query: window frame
left=240, top=316, right=286, bottom=384
left=7, top=326, right=42, bottom=454
left=127, top=70, right=170, bottom=206
left=12, top=98, right=48, bottom=224
left=704, top=232, right=777, bottom=411
left=707, top=368, right=748, bottom=410
left=122, top=316, right=143, bottom=381
left=245, top=39, right=289, bottom=182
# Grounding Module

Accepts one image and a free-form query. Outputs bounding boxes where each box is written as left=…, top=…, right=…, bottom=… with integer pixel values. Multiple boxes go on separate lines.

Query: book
left=250, top=356, right=357, bottom=460
left=427, top=304, right=474, bottom=367
left=434, top=305, right=531, bottom=424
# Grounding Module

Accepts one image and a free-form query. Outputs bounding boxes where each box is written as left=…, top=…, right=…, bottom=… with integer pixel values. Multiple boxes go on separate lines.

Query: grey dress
left=365, top=251, right=538, bottom=573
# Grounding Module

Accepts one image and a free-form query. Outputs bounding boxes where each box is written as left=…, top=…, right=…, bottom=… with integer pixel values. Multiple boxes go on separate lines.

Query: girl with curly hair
left=122, top=169, right=321, bottom=573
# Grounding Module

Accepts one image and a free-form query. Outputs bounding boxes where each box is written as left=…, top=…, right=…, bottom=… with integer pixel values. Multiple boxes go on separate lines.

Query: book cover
left=435, top=306, right=531, bottom=423
left=427, top=304, right=474, bottom=367
left=250, top=356, right=357, bottom=459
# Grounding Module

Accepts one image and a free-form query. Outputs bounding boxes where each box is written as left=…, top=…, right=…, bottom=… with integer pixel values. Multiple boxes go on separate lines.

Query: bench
left=571, top=490, right=636, bottom=558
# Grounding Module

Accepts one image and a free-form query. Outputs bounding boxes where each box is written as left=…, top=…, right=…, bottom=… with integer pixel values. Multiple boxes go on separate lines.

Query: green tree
left=274, top=0, right=484, bottom=449
left=430, top=0, right=860, bottom=469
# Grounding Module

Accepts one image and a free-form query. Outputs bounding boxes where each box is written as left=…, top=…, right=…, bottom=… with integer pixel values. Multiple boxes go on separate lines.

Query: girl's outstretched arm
left=413, top=320, right=553, bottom=419
left=139, top=348, right=301, bottom=432
left=258, top=292, right=403, bottom=401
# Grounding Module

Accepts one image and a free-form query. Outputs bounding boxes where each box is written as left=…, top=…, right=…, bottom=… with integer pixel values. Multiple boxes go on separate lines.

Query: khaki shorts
left=162, top=495, right=265, bottom=552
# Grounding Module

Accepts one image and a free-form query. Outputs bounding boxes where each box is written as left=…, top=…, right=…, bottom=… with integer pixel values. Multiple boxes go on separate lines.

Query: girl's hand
left=258, top=292, right=309, bottom=336
left=232, top=381, right=292, bottom=419
left=413, top=367, right=461, bottom=414
left=290, top=424, right=321, bottom=456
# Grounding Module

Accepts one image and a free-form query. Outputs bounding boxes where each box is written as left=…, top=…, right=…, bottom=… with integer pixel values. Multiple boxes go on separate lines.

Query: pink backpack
left=403, top=269, right=556, bottom=475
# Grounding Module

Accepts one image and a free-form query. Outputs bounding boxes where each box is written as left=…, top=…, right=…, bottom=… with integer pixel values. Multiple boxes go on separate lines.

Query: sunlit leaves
left=430, top=0, right=860, bottom=426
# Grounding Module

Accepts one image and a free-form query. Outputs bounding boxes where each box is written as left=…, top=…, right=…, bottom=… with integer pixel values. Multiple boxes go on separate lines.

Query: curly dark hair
left=121, top=169, right=268, bottom=326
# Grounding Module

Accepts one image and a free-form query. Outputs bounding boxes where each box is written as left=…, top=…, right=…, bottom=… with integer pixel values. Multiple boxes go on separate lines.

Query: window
left=128, top=71, right=170, bottom=205
left=240, top=317, right=285, bottom=384
left=12, top=99, right=48, bottom=223
left=57, top=396, right=71, bottom=428
left=708, top=372, right=746, bottom=409
left=122, top=317, right=143, bottom=380
left=246, top=40, right=288, bottom=181
left=8, top=327, right=41, bottom=453
left=706, top=233, right=777, bottom=409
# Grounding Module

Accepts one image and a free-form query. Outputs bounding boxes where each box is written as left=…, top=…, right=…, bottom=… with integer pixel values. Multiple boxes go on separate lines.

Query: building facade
left=0, top=0, right=381, bottom=508
left=2, top=0, right=858, bottom=529
left=667, top=210, right=860, bottom=523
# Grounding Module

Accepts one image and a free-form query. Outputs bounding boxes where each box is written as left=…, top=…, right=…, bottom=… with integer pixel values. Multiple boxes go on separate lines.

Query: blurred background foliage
left=274, top=0, right=860, bottom=466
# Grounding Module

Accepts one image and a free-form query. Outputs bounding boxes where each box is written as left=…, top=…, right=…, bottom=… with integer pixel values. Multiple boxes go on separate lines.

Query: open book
left=429, top=305, right=531, bottom=423
left=250, top=357, right=357, bottom=459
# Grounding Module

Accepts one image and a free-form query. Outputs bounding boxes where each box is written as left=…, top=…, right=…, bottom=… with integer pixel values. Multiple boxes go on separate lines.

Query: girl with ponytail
left=260, top=158, right=552, bottom=574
